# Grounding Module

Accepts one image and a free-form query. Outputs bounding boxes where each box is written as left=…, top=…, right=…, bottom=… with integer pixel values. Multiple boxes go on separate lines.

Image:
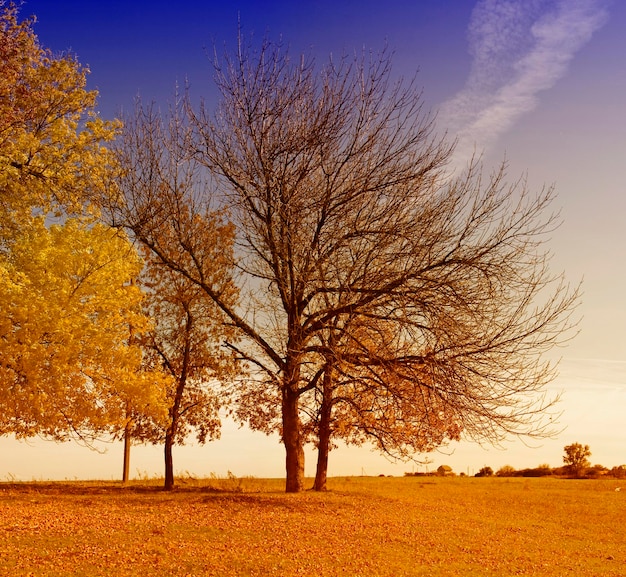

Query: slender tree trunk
left=282, top=386, right=305, bottom=492
left=163, top=382, right=184, bottom=491
left=124, top=308, right=135, bottom=484
left=164, top=431, right=175, bottom=491
left=313, top=415, right=331, bottom=491
left=313, top=369, right=334, bottom=491
left=162, top=312, right=190, bottom=491
left=122, top=420, right=131, bottom=483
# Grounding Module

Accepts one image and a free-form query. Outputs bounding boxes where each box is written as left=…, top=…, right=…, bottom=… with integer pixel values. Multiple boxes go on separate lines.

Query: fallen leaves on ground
left=1, top=477, right=624, bottom=576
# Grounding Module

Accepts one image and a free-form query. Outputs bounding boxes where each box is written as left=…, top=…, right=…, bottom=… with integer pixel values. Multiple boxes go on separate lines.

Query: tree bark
left=282, top=386, right=305, bottom=492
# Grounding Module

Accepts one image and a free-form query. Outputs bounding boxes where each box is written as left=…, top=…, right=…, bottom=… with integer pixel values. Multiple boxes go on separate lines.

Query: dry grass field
left=1, top=475, right=624, bottom=576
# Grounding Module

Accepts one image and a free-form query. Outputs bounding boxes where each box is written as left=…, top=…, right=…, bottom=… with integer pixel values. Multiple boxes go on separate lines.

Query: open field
left=1, top=476, right=624, bottom=576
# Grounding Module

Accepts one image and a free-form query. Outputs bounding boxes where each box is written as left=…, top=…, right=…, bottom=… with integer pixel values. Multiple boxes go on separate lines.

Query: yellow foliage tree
left=0, top=4, right=167, bottom=447
left=0, top=218, right=168, bottom=440
left=0, top=3, right=118, bottom=231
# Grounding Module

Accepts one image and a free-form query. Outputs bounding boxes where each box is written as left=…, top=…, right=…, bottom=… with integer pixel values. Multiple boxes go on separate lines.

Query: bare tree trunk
left=122, top=420, right=131, bottom=483
left=313, top=419, right=331, bottom=491
left=163, top=387, right=182, bottom=492
left=282, top=386, right=305, bottom=492
left=163, top=379, right=185, bottom=491
left=164, top=431, right=175, bottom=491
left=313, top=369, right=334, bottom=491
left=163, top=316, right=191, bottom=492
left=124, top=313, right=134, bottom=485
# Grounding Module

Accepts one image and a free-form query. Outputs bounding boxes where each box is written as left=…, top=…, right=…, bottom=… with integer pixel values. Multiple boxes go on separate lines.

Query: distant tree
left=609, top=465, right=626, bottom=480
left=111, top=38, right=580, bottom=493
left=563, top=442, right=591, bottom=477
left=475, top=466, right=494, bottom=477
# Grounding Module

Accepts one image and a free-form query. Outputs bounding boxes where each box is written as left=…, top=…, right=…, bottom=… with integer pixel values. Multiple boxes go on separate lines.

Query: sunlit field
left=1, top=476, right=624, bottom=576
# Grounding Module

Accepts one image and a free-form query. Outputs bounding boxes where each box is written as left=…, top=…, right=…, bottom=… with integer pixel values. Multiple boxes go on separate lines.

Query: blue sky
left=3, top=0, right=625, bottom=480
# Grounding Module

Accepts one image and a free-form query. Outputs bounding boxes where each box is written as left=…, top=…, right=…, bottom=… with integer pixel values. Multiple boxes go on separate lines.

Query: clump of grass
left=199, top=471, right=281, bottom=493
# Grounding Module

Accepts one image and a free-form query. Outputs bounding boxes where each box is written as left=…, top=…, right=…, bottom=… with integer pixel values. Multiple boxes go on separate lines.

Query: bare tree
left=111, top=40, right=579, bottom=492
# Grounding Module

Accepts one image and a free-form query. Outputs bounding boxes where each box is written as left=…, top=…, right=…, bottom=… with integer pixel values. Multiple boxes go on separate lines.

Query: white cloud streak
left=438, top=0, right=609, bottom=168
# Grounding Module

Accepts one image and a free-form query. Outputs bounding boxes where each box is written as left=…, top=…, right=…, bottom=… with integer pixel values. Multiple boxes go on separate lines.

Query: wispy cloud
left=439, top=0, right=609, bottom=168
left=557, top=357, right=626, bottom=392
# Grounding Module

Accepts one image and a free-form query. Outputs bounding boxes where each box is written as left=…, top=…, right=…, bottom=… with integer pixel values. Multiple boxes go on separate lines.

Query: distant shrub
left=496, top=465, right=516, bottom=477
left=585, top=464, right=608, bottom=478
left=515, top=465, right=552, bottom=477
left=610, top=465, right=626, bottom=479
left=536, top=464, right=552, bottom=476
left=475, top=466, right=494, bottom=477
